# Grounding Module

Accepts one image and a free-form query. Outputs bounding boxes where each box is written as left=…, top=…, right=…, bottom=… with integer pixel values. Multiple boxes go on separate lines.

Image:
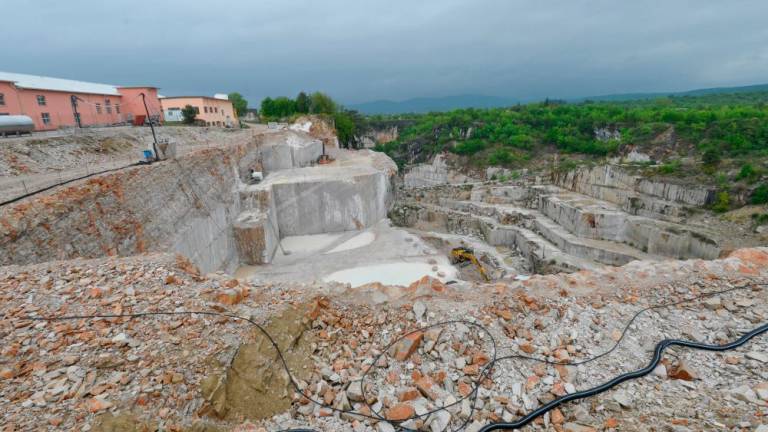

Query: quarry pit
left=2, top=121, right=768, bottom=432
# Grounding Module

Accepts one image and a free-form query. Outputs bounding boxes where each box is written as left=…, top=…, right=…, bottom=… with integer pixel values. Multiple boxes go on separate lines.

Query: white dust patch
left=325, top=232, right=376, bottom=254
left=322, top=261, right=457, bottom=288
left=279, top=233, right=344, bottom=255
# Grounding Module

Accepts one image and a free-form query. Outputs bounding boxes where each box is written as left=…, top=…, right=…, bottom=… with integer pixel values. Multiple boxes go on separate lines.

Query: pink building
left=0, top=71, right=162, bottom=131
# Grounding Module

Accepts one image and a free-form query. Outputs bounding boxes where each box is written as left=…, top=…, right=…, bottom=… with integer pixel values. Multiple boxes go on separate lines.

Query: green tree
left=334, top=111, right=356, bottom=148
left=296, top=92, right=310, bottom=114
left=309, top=92, right=337, bottom=114
left=181, top=105, right=197, bottom=124
left=260, top=96, right=297, bottom=118
left=228, top=92, right=248, bottom=117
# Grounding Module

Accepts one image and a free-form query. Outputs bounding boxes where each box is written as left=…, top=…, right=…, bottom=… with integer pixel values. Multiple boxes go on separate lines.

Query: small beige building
left=160, top=95, right=239, bottom=127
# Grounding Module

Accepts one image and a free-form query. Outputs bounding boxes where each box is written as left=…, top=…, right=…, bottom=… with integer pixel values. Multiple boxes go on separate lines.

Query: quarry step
left=443, top=199, right=658, bottom=266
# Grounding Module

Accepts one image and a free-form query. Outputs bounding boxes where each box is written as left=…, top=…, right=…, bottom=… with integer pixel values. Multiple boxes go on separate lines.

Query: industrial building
left=160, top=94, right=239, bottom=127
left=0, top=71, right=162, bottom=131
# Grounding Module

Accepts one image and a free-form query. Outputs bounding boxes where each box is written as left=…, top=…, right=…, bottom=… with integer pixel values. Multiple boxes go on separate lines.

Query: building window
left=37, top=95, right=46, bottom=106
left=0, top=93, right=4, bottom=105
left=214, top=107, right=218, bottom=113
left=194, top=107, right=200, bottom=114
left=105, top=99, right=112, bottom=114
left=41, top=113, right=51, bottom=125
left=115, top=104, right=120, bottom=114
left=96, top=103, right=102, bottom=114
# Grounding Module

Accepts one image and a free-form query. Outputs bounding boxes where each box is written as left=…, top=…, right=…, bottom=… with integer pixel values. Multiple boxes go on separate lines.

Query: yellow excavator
left=450, top=247, right=490, bottom=281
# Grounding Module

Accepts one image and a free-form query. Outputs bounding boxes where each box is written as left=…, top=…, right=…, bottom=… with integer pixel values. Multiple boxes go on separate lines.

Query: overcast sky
left=3, top=1, right=767, bottom=105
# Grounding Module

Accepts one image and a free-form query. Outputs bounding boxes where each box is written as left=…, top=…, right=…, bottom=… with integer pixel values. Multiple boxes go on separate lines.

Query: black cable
left=0, top=162, right=141, bottom=207
left=16, top=282, right=766, bottom=432
left=479, top=321, right=768, bottom=431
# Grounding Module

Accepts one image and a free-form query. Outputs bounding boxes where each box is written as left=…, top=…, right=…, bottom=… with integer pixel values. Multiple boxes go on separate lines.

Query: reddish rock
left=458, top=381, right=472, bottom=397
left=525, top=375, right=540, bottom=391
left=462, top=364, right=480, bottom=376
left=389, top=331, right=423, bottom=361
left=386, top=403, right=415, bottom=421
left=519, top=342, right=535, bottom=354
left=407, top=276, right=446, bottom=294
left=667, top=360, right=697, bottom=381
left=550, top=408, right=565, bottom=424
left=398, top=387, right=420, bottom=402
left=415, top=376, right=439, bottom=400
left=215, top=288, right=243, bottom=305
left=472, top=352, right=490, bottom=366
left=86, top=398, right=113, bottom=413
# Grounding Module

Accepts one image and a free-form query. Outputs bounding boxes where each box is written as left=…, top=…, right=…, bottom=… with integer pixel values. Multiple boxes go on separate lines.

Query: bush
left=712, top=191, right=731, bottom=213
left=451, top=139, right=487, bottom=155
left=659, top=159, right=681, bottom=175
left=487, top=148, right=515, bottom=166
left=751, top=184, right=768, bottom=205
left=736, top=163, right=759, bottom=182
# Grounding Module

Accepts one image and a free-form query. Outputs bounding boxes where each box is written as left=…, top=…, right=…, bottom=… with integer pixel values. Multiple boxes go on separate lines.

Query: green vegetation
left=259, top=91, right=364, bottom=148
left=228, top=92, right=248, bottom=117
left=713, top=191, right=732, bottom=213
left=181, top=105, right=197, bottom=124
left=659, top=159, right=681, bottom=175
left=736, top=163, right=761, bottom=182
left=370, top=92, right=768, bottom=169
left=752, top=184, right=768, bottom=205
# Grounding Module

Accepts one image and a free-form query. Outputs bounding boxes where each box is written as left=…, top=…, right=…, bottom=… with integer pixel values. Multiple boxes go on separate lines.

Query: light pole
left=140, top=93, right=160, bottom=161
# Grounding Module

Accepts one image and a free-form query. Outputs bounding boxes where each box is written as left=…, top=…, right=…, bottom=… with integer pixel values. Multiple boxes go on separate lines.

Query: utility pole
left=140, top=93, right=160, bottom=161
left=70, top=95, right=82, bottom=128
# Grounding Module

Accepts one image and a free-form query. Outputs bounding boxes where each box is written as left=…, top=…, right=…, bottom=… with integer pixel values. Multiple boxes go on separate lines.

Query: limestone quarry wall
left=273, top=170, right=392, bottom=236
left=0, top=131, right=332, bottom=273
left=553, top=165, right=716, bottom=220
left=0, top=143, right=258, bottom=272
left=403, top=154, right=473, bottom=189
left=258, top=131, right=324, bottom=174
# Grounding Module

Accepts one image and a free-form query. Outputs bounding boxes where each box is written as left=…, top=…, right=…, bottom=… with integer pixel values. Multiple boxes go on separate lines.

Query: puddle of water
left=325, top=231, right=376, bottom=254
left=323, top=261, right=457, bottom=287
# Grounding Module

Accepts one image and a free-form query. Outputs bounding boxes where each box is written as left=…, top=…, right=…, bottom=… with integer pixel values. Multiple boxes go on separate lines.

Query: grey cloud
left=2, top=0, right=766, bottom=104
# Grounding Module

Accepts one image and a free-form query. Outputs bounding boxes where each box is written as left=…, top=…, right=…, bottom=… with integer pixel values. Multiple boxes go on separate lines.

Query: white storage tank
left=0, top=115, right=35, bottom=137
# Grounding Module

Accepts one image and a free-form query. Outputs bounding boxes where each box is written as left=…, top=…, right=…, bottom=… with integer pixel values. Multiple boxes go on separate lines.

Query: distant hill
left=349, top=94, right=518, bottom=114
left=572, top=83, right=768, bottom=102
left=349, top=83, right=768, bottom=114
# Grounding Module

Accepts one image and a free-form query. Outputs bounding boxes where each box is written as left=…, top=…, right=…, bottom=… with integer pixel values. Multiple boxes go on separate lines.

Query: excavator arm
left=450, top=248, right=490, bottom=281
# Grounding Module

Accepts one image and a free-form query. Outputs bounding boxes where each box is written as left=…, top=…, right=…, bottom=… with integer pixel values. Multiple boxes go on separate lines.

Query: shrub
left=451, top=139, right=487, bottom=155
left=712, top=191, right=731, bottom=213
left=736, top=163, right=760, bottom=182
left=487, top=148, right=515, bottom=166
left=659, top=159, right=681, bottom=175
left=751, top=184, right=768, bottom=205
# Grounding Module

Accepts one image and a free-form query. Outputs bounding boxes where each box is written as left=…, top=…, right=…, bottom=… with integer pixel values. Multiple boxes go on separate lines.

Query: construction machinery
left=450, top=247, right=490, bottom=281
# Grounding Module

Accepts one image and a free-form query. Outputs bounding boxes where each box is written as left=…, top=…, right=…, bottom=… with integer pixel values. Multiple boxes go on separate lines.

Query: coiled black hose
left=478, top=321, right=768, bottom=431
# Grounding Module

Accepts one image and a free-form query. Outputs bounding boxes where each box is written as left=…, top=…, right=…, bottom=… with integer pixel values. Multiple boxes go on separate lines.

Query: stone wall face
left=272, top=171, right=392, bottom=236
left=553, top=165, right=716, bottom=220
left=0, top=143, right=256, bottom=272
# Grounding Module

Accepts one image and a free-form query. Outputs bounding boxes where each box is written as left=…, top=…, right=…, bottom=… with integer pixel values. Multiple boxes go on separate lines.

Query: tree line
left=260, top=91, right=366, bottom=148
